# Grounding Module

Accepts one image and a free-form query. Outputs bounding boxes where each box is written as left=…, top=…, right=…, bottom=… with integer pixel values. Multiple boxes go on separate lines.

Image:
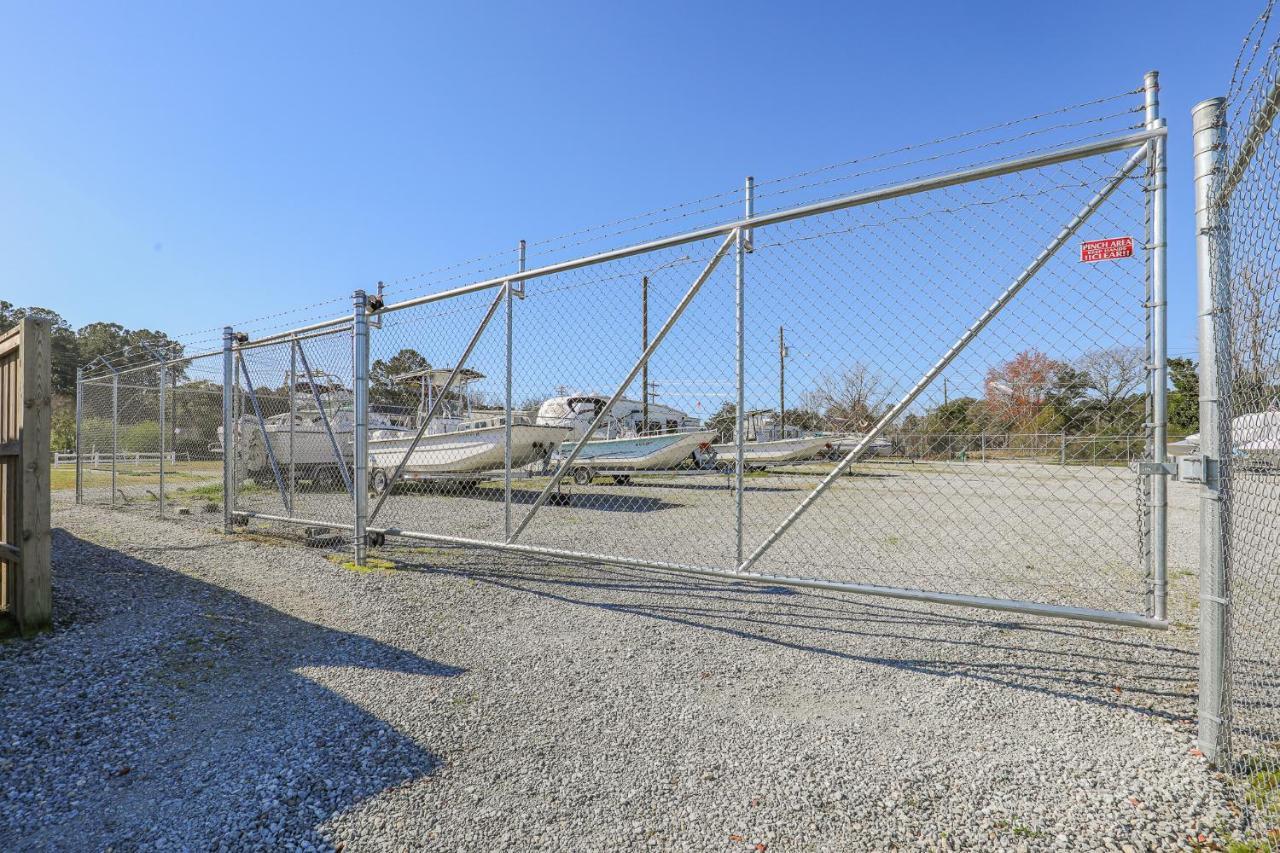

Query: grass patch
left=324, top=554, right=397, bottom=574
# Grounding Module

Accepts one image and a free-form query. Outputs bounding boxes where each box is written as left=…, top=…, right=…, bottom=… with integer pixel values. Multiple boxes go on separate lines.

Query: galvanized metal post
left=1145, top=71, right=1169, bottom=622
left=352, top=290, right=370, bottom=565
left=222, top=327, right=235, bottom=533
left=288, top=339, right=297, bottom=516
left=735, top=176, right=753, bottom=565
left=504, top=241, right=524, bottom=540
left=74, top=367, right=83, bottom=504
left=111, top=372, right=118, bottom=506
left=157, top=359, right=166, bottom=517
left=1193, top=96, right=1229, bottom=764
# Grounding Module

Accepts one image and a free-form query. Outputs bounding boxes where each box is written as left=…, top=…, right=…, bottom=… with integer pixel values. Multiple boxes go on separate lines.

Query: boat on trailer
left=536, top=395, right=717, bottom=483
left=368, top=368, right=570, bottom=491
left=711, top=410, right=832, bottom=468
left=822, top=432, right=895, bottom=460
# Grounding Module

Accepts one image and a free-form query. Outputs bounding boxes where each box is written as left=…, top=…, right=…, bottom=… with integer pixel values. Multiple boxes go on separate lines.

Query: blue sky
left=0, top=0, right=1262, bottom=367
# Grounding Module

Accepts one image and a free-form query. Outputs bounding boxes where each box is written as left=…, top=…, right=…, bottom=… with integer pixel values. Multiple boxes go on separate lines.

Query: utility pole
left=943, top=377, right=949, bottom=406
left=642, top=275, right=649, bottom=431
left=778, top=325, right=787, bottom=437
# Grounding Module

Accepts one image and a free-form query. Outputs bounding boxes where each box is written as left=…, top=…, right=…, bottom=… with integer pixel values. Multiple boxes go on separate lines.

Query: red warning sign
left=1080, top=236, right=1134, bottom=263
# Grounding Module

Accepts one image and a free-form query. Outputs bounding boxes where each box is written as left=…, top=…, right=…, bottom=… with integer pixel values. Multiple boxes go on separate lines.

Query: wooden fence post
left=1, top=317, right=52, bottom=635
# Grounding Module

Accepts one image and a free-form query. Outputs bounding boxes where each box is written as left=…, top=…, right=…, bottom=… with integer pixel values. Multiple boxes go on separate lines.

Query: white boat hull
left=712, top=436, right=832, bottom=464
left=369, top=424, right=568, bottom=474
left=564, top=430, right=716, bottom=470
left=826, top=434, right=894, bottom=458
left=220, top=421, right=354, bottom=475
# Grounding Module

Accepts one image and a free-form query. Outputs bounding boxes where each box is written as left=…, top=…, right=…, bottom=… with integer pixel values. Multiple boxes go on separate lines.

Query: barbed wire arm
left=508, top=229, right=737, bottom=544
left=737, top=142, right=1153, bottom=577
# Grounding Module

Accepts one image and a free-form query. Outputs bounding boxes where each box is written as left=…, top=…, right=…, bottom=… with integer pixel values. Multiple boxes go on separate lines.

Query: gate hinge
left=1139, top=460, right=1177, bottom=478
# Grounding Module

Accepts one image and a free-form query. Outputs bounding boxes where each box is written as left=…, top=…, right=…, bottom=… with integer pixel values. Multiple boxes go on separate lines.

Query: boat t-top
left=367, top=367, right=571, bottom=491
left=711, top=409, right=832, bottom=468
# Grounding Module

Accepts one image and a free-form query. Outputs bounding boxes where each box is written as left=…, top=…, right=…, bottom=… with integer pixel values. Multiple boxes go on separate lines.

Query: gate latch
left=1175, top=455, right=1204, bottom=484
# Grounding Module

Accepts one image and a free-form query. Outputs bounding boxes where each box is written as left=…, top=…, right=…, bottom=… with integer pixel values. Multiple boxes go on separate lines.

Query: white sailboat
left=367, top=368, right=570, bottom=488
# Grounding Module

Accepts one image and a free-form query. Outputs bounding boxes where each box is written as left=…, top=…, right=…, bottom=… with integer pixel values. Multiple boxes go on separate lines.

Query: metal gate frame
left=221, top=76, right=1170, bottom=631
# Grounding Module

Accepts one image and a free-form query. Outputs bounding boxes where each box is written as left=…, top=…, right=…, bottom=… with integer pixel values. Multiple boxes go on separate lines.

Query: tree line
left=2, top=303, right=184, bottom=453
left=13, top=294, right=1203, bottom=458
left=705, top=346, right=1200, bottom=445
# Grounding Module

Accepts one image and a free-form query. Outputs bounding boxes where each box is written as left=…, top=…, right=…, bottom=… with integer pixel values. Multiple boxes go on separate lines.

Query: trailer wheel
left=368, top=531, right=386, bottom=548
left=370, top=467, right=390, bottom=496
left=572, top=467, right=593, bottom=486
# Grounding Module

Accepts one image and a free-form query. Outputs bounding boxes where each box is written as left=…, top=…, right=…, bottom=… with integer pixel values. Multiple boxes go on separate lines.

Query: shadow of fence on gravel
left=0, top=530, right=464, bottom=850
left=385, top=544, right=1197, bottom=725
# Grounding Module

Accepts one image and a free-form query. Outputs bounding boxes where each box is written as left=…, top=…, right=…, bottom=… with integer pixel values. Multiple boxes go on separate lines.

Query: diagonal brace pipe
left=293, top=339, right=354, bottom=497
left=738, top=143, right=1152, bottom=574
left=508, top=229, right=738, bottom=543
left=237, top=354, right=292, bottom=513
left=366, top=286, right=507, bottom=525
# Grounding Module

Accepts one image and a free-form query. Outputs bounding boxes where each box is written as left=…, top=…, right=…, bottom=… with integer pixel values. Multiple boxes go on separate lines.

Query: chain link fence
left=1197, top=3, right=1280, bottom=846
left=69, top=353, right=227, bottom=521
left=72, top=75, right=1170, bottom=628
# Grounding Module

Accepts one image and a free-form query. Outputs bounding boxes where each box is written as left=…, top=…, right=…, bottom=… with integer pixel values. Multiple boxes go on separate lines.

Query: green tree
left=705, top=401, right=736, bottom=443
left=1167, top=357, right=1199, bottom=435
left=371, top=349, right=431, bottom=410
left=75, top=321, right=129, bottom=368
left=0, top=302, right=79, bottom=395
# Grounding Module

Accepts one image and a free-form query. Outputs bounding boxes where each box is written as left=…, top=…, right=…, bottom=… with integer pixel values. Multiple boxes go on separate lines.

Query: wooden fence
left=1, top=318, right=51, bottom=635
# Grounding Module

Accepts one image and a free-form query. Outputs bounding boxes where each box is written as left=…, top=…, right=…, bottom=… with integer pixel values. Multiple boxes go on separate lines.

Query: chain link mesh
left=1213, top=3, right=1280, bottom=845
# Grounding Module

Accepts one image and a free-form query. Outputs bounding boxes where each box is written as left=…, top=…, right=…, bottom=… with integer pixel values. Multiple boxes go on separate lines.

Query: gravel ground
left=226, top=459, right=1165, bottom=616
left=6, top=483, right=1237, bottom=851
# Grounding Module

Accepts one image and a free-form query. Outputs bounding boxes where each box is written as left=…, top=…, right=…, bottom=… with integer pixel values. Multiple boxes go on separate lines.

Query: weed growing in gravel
left=324, top=554, right=398, bottom=574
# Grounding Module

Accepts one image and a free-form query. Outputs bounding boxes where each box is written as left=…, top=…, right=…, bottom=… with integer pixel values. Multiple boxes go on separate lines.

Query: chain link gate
left=1194, top=6, right=1280, bottom=844
left=223, top=321, right=360, bottom=551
